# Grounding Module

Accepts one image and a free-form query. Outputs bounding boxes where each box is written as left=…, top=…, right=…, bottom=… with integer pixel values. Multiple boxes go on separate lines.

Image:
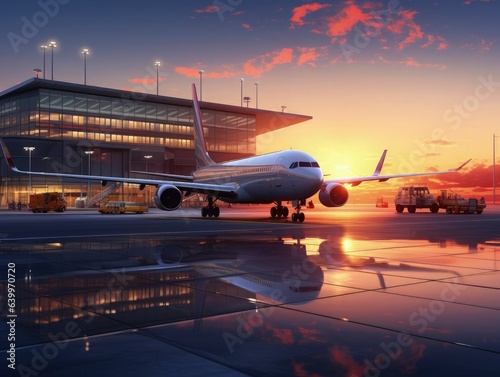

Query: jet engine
left=154, top=185, right=183, bottom=211
left=318, top=183, right=349, bottom=207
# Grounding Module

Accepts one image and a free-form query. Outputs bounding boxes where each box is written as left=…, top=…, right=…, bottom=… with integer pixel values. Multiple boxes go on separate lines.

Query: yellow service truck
left=29, top=193, right=67, bottom=213
left=98, top=201, right=148, bottom=214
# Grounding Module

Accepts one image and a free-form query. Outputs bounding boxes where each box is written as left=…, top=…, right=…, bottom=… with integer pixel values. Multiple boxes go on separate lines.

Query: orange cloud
left=290, top=3, right=331, bottom=28
left=479, top=39, right=494, bottom=52
left=386, top=10, right=424, bottom=50
left=435, top=162, right=496, bottom=190
left=129, top=77, right=155, bottom=84
left=463, top=0, right=494, bottom=4
left=242, top=23, right=252, bottom=31
left=174, top=67, right=200, bottom=78
left=372, top=54, right=447, bottom=70
left=175, top=66, right=236, bottom=79
left=423, top=139, right=456, bottom=146
left=243, top=48, right=294, bottom=77
left=297, top=46, right=326, bottom=66
left=194, top=5, right=219, bottom=13
left=326, top=3, right=372, bottom=41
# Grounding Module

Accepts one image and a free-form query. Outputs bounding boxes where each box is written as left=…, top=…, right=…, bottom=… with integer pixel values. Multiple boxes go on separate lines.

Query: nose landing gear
left=291, top=204, right=305, bottom=222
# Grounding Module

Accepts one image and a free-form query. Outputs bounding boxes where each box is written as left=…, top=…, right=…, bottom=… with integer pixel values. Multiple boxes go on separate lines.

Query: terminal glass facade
left=0, top=88, right=256, bottom=154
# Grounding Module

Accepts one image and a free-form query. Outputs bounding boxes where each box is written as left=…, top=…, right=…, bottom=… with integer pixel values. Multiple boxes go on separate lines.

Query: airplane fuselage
left=193, top=150, right=324, bottom=203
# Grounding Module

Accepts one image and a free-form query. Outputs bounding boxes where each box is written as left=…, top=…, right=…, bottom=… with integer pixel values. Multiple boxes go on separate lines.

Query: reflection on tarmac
left=1, top=209, right=499, bottom=376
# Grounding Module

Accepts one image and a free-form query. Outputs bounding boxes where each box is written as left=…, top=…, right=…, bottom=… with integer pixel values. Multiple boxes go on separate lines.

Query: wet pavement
left=1, top=206, right=499, bottom=376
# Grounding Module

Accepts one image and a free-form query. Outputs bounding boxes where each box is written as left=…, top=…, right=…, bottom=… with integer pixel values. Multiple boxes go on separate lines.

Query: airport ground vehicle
left=394, top=185, right=439, bottom=213
left=98, top=201, right=148, bottom=214
left=29, top=192, right=66, bottom=213
left=376, top=197, right=388, bottom=208
left=437, top=189, right=486, bottom=214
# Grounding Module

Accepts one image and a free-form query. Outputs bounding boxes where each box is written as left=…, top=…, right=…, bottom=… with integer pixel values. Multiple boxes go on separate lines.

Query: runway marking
left=0, top=223, right=324, bottom=242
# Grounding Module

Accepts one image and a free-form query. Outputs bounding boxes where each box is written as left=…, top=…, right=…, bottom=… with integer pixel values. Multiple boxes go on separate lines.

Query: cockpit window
left=289, top=161, right=321, bottom=169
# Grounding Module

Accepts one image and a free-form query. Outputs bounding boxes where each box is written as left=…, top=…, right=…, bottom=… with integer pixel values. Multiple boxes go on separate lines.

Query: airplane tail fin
left=192, top=83, right=215, bottom=169
left=0, top=138, right=22, bottom=173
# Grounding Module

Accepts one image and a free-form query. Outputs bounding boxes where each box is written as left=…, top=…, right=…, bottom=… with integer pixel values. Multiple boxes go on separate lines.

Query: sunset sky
left=1, top=0, right=500, bottom=203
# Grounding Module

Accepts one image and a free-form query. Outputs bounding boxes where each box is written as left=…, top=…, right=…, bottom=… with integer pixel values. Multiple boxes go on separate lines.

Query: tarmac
left=1, top=204, right=499, bottom=376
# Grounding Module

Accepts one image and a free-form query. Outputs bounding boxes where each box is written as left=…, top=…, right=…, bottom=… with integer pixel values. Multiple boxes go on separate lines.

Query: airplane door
left=273, top=156, right=284, bottom=178
left=272, top=156, right=284, bottom=193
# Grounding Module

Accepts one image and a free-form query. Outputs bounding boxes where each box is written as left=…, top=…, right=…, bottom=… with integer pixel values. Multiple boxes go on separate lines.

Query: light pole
left=155, top=61, right=161, bottom=95
left=48, top=41, right=57, bottom=80
left=82, top=48, right=90, bottom=85
left=144, top=155, right=152, bottom=205
left=240, top=78, right=244, bottom=107
left=494, top=134, right=499, bottom=205
left=199, top=70, right=204, bottom=101
left=24, top=146, right=35, bottom=194
left=254, top=82, right=259, bottom=109
left=33, top=69, right=42, bottom=78
left=244, top=96, right=251, bottom=108
left=281, top=105, right=287, bottom=113
left=85, top=150, right=94, bottom=203
left=40, top=45, right=47, bottom=79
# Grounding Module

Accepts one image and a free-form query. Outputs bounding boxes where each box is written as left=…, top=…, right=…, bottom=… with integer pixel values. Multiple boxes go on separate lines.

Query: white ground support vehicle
left=394, top=185, right=440, bottom=213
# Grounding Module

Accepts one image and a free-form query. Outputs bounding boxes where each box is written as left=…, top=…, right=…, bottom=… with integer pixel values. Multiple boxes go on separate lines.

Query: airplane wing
left=325, top=150, right=471, bottom=187
left=0, top=138, right=237, bottom=196
left=131, top=171, right=194, bottom=182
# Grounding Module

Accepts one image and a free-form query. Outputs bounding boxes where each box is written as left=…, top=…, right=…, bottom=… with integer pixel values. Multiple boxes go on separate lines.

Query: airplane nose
left=303, top=167, right=324, bottom=191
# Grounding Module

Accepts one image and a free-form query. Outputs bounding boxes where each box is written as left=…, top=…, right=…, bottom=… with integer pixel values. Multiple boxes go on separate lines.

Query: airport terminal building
left=0, top=78, right=311, bottom=208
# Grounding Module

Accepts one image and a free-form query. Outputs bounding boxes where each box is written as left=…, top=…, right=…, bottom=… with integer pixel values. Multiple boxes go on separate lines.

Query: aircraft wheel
left=213, top=206, right=220, bottom=217
left=291, top=213, right=298, bottom=222
left=282, top=207, right=289, bottom=218
left=298, top=213, right=305, bottom=222
left=201, top=207, right=208, bottom=218
left=270, top=207, right=277, bottom=218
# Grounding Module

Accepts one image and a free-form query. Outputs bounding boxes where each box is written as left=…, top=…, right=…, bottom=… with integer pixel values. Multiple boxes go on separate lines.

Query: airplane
left=0, top=84, right=471, bottom=222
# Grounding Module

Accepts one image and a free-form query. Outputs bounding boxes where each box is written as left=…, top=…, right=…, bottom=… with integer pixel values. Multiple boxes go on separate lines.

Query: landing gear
left=270, top=202, right=289, bottom=219
left=291, top=203, right=305, bottom=223
left=201, top=196, right=220, bottom=218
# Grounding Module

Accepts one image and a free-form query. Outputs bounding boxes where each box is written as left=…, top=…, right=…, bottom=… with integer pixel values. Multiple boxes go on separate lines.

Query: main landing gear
left=201, top=196, right=220, bottom=218
left=270, top=201, right=289, bottom=219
